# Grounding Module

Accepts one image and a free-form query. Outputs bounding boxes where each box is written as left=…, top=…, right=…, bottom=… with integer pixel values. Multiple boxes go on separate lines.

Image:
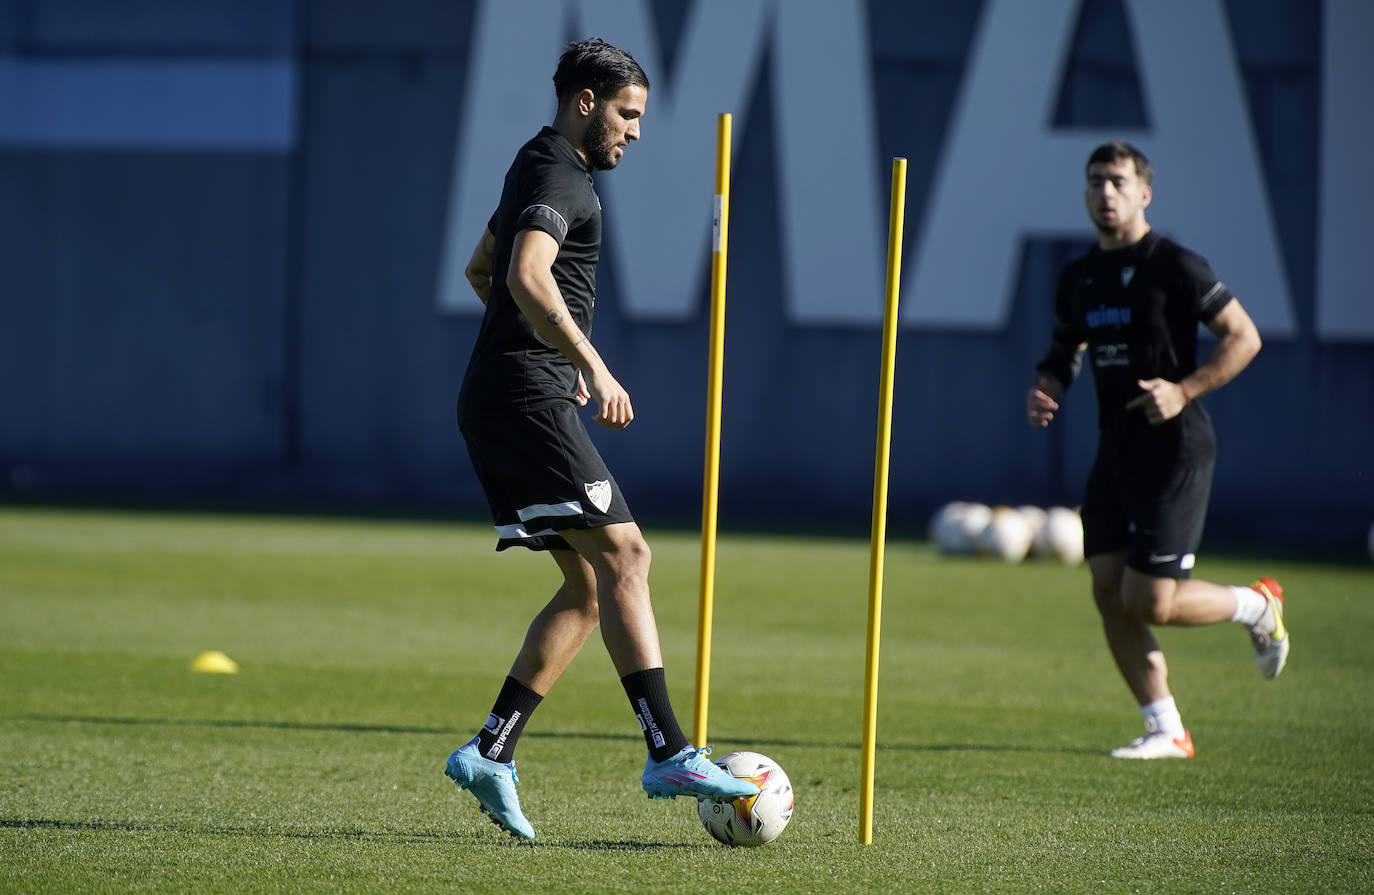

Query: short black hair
left=552, top=38, right=649, bottom=106
left=1086, top=140, right=1154, bottom=186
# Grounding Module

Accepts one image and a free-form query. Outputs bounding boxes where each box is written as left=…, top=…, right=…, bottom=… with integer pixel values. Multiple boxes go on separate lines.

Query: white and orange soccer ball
left=697, top=751, right=793, bottom=847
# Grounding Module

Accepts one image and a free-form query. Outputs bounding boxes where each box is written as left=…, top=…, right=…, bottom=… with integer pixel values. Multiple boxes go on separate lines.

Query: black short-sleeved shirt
left=1042, top=230, right=1233, bottom=462
left=459, top=127, right=601, bottom=421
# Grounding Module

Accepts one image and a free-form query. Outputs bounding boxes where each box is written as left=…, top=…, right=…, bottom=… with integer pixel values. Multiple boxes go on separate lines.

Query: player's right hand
left=1027, top=377, right=1059, bottom=428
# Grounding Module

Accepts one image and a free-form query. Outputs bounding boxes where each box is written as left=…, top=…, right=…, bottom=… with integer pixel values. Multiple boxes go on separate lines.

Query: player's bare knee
left=1120, top=569, right=1179, bottom=625
left=1122, top=590, right=1172, bottom=625
left=1091, top=583, right=1124, bottom=619
left=566, top=570, right=597, bottom=603
left=595, top=534, right=651, bottom=586
left=542, top=582, right=599, bottom=632
left=615, top=537, right=652, bottom=584
left=566, top=586, right=600, bottom=627
left=1126, top=600, right=1163, bottom=625
left=552, top=554, right=599, bottom=615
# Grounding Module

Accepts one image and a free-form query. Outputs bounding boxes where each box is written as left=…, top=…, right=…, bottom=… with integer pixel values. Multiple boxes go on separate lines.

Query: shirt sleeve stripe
left=518, top=204, right=570, bottom=242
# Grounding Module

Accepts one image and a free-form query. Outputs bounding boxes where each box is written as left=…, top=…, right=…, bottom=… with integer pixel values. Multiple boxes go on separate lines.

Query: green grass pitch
left=1, top=506, right=1371, bottom=893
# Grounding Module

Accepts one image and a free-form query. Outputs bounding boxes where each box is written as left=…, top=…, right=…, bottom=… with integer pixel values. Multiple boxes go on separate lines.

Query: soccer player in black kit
left=442, top=39, right=756, bottom=839
left=1028, top=142, right=1289, bottom=759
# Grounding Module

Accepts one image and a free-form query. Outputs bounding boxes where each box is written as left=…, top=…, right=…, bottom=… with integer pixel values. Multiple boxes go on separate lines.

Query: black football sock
left=474, top=676, right=543, bottom=764
left=620, top=667, right=689, bottom=762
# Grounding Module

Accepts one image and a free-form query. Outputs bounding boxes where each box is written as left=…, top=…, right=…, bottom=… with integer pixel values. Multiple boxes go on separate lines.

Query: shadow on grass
left=14, top=714, right=1100, bottom=756
left=3, top=818, right=702, bottom=851
left=1, top=817, right=469, bottom=844
left=14, top=714, right=637, bottom=740
left=17, top=713, right=455, bottom=735
left=17, top=714, right=457, bottom=736
left=548, top=840, right=700, bottom=851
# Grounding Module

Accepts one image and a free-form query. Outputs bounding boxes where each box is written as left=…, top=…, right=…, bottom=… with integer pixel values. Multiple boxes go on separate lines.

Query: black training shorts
left=460, top=401, right=634, bottom=551
left=1080, top=449, right=1213, bottom=579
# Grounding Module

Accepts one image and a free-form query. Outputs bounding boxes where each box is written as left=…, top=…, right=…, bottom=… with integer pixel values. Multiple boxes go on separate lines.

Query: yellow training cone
left=190, top=650, right=239, bottom=674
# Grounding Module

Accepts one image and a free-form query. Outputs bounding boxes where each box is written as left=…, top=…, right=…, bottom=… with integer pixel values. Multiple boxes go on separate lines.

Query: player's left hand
left=586, top=367, right=634, bottom=429
left=1125, top=378, right=1186, bottom=425
left=575, top=373, right=590, bottom=407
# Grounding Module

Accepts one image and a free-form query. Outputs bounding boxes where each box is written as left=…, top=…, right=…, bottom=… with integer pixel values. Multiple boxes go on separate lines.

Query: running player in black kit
left=1028, top=142, right=1289, bottom=759
left=442, top=39, right=756, bottom=839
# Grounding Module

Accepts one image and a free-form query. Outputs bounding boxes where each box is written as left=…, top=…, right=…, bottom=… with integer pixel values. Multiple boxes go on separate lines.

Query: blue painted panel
left=0, top=152, right=290, bottom=464
left=25, top=0, right=295, bottom=52
left=0, top=57, right=296, bottom=149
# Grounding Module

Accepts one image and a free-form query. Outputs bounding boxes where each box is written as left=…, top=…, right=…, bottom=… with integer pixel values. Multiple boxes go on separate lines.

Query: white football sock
left=1141, top=696, right=1185, bottom=737
left=1229, top=585, right=1272, bottom=630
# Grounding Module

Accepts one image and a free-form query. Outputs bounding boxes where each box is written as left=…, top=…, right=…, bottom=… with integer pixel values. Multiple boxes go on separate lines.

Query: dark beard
left=582, top=111, right=618, bottom=171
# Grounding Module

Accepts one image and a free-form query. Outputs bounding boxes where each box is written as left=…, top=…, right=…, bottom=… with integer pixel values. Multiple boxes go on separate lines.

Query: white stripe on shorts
left=517, top=501, right=584, bottom=521
left=495, top=523, right=561, bottom=540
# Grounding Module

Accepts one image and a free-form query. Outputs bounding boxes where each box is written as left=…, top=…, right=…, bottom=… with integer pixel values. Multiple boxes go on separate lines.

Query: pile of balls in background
left=928, top=502, right=1084, bottom=565
left=933, top=505, right=1374, bottom=566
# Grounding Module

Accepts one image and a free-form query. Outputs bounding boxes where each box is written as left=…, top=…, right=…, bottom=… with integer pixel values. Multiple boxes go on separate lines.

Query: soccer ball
left=697, top=751, right=793, bottom=847
left=1018, top=505, right=1049, bottom=556
left=930, top=501, right=992, bottom=555
left=976, top=506, right=1034, bottom=562
left=1044, top=506, right=1084, bottom=566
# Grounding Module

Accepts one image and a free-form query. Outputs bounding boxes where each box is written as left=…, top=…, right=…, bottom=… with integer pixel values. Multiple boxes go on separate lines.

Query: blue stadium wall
left=2, top=0, right=1371, bottom=552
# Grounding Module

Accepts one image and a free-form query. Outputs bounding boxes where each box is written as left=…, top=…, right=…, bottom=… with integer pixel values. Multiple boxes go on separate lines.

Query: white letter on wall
left=434, top=0, right=563, bottom=314
left=585, top=0, right=884, bottom=323
left=1316, top=0, right=1374, bottom=341
left=577, top=0, right=769, bottom=320
left=906, top=0, right=1295, bottom=337
left=770, top=1, right=884, bottom=324
left=436, top=0, right=886, bottom=324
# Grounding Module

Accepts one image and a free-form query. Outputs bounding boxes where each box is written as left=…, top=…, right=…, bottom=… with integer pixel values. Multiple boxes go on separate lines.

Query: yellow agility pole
left=694, top=113, right=732, bottom=747
left=860, top=157, right=908, bottom=845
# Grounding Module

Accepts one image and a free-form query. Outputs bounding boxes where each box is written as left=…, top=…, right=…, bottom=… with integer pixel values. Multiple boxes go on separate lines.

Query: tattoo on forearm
left=546, top=309, right=564, bottom=326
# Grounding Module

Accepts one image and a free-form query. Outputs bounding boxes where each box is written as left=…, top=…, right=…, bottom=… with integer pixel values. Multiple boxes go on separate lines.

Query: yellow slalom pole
left=860, top=157, right=908, bottom=845
left=694, top=113, right=732, bottom=748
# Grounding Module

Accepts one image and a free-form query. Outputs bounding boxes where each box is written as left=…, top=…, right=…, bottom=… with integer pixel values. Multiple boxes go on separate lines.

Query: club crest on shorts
left=584, top=480, right=612, bottom=513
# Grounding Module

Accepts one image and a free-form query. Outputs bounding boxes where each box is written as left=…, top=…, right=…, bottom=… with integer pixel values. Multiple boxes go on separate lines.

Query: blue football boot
left=641, top=746, right=761, bottom=801
left=444, top=739, right=535, bottom=840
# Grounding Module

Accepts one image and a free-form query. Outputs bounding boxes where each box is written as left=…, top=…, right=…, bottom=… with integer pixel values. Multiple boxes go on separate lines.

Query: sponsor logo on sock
left=636, top=698, right=665, bottom=749
left=486, top=710, right=521, bottom=759
left=483, top=713, right=503, bottom=734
